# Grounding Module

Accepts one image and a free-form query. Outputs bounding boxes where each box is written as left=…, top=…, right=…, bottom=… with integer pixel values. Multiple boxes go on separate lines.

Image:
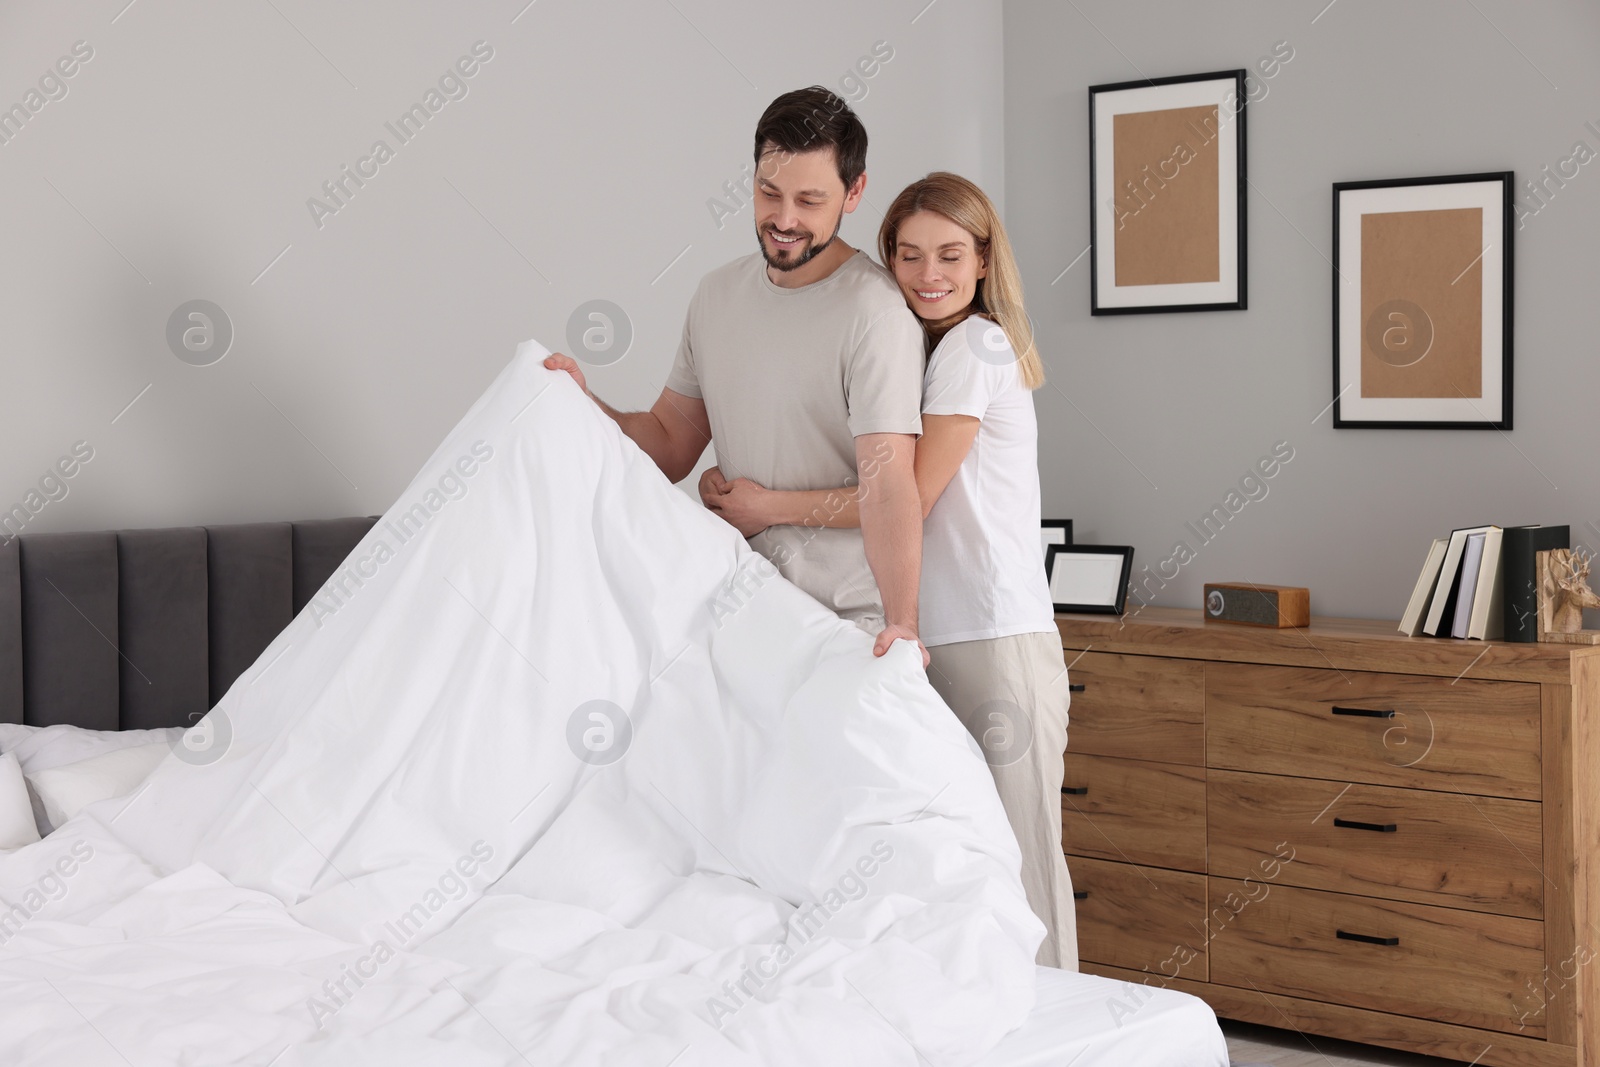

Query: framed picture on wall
left=1332, top=172, right=1514, bottom=429
left=1089, top=70, right=1247, bottom=315
left=1045, top=544, right=1135, bottom=615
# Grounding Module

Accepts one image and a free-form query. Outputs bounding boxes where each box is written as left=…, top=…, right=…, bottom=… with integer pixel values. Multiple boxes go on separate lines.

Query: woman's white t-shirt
left=918, top=315, right=1056, bottom=647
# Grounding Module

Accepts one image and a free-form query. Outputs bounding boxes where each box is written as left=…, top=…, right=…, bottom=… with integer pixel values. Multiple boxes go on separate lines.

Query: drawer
left=1209, top=770, right=1543, bottom=918
left=1206, top=663, right=1541, bottom=799
left=1061, top=753, right=1206, bottom=872
left=1064, top=652, right=1204, bottom=765
left=1073, top=856, right=1208, bottom=981
left=1207, top=878, right=1545, bottom=1036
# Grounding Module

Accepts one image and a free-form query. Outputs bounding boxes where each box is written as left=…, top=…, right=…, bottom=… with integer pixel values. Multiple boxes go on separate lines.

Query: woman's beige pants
left=926, top=630, right=1079, bottom=970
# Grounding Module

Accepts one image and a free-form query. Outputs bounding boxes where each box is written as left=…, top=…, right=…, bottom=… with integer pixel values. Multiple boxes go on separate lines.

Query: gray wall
left=0, top=0, right=1002, bottom=533
left=1006, top=0, right=1600, bottom=622
left=8, top=0, right=1596, bottom=626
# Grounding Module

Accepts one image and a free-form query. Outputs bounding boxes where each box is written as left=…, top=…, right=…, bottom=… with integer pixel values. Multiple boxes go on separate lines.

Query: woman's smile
left=892, top=210, right=986, bottom=321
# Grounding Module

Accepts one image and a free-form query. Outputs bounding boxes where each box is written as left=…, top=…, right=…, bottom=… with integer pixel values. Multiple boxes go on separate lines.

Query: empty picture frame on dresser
left=1041, top=519, right=1074, bottom=560
left=1046, top=544, right=1134, bottom=615
left=1089, top=69, right=1247, bottom=314
left=1332, top=171, right=1514, bottom=429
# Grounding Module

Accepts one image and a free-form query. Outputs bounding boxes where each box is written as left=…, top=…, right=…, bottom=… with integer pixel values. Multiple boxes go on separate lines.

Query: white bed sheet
left=0, top=344, right=1047, bottom=1066
left=0, top=342, right=1221, bottom=1066
left=983, top=967, right=1228, bottom=1067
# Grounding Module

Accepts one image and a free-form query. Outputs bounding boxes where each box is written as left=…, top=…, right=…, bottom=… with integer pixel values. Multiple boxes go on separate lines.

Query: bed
left=0, top=345, right=1228, bottom=1066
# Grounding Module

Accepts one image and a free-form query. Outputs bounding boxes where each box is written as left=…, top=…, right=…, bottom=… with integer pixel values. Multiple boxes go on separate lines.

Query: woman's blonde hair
left=877, top=171, right=1044, bottom=389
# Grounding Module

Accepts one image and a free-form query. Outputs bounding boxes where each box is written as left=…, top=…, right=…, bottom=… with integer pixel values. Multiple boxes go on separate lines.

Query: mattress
left=982, top=967, right=1229, bottom=1066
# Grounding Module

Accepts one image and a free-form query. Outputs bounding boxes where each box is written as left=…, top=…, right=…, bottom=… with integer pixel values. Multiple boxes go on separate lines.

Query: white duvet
left=0, top=341, right=1044, bottom=1065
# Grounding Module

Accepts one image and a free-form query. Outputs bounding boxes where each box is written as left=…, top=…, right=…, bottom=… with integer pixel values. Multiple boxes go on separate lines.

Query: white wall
left=1004, top=0, right=1600, bottom=621
left=0, top=0, right=1004, bottom=534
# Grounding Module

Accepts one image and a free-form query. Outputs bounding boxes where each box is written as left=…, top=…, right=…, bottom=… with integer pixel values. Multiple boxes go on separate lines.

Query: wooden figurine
left=1536, top=548, right=1600, bottom=644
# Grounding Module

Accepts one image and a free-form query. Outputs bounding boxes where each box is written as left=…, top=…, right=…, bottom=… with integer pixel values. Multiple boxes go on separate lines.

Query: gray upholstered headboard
left=0, top=517, right=378, bottom=731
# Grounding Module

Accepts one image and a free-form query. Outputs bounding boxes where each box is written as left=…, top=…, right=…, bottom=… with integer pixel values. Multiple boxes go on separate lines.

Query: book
left=1451, top=533, right=1486, bottom=638
left=1503, top=525, right=1571, bottom=642
left=1424, top=525, right=1495, bottom=637
left=1398, top=538, right=1449, bottom=637
left=1467, top=526, right=1506, bottom=640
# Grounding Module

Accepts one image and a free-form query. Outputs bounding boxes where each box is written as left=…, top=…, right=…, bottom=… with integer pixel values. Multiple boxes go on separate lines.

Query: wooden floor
left=1224, top=1020, right=1479, bottom=1066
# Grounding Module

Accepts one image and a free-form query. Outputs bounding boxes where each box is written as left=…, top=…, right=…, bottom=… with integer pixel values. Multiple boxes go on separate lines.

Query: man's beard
left=758, top=211, right=842, bottom=272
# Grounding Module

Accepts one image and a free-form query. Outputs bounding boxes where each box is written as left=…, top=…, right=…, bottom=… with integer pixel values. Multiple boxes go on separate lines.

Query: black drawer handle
left=1062, top=786, right=1089, bottom=795
left=1333, top=817, right=1398, bottom=833
left=1068, top=684, right=1086, bottom=693
left=1337, top=929, right=1400, bottom=946
left=1331, top=706, right=1395, bottom=719
left=1073, top=890, right=1089, bottom=900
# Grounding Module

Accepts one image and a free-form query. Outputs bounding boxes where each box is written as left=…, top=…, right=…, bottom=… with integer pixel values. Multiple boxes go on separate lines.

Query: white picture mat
left=1337, top=180, right=1505, bottom=422
left=1041, top=527, right=1070, bottom=555
left=1049, top=554, right=1125, bottom=608
left=1093, top=78, right=1240, bottom=308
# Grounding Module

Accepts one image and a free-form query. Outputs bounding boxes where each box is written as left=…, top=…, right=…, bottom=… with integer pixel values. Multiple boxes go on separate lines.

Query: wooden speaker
left=1202, top=582, right=1310, bottom=628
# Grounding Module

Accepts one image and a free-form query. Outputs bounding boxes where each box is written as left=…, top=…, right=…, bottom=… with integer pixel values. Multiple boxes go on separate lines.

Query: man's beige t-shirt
left=666, top=249, right=924, bottom=626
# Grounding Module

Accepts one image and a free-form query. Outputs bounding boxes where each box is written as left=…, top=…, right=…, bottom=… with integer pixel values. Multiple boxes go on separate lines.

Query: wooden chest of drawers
left=1057, top=607, right=1600, bottom=1066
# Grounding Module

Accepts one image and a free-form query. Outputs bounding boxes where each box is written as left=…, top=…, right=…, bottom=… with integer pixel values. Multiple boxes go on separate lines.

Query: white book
left=1424, top=525, right=1494, bottom=636
left=1399, top=538, right=1449, bottom=637
left=1452, top=533, right=1486, bottom=638
left=1467, top=526, right=1506, bottom=640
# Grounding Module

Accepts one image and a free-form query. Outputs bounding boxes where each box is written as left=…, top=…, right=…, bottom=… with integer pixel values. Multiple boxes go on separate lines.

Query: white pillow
left=0, top=752, right=40, bottom=851
left=28, top=742, right=171, bottom=834
left=0, top=723, right=184, bottom=777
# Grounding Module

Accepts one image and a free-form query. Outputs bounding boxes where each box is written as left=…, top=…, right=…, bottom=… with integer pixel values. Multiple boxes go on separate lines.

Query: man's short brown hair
left=752, top=86, right=867, bottom=191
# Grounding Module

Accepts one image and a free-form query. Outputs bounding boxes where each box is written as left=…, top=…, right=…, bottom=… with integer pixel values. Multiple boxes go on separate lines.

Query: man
left=545, top=86, right=927, bottom=662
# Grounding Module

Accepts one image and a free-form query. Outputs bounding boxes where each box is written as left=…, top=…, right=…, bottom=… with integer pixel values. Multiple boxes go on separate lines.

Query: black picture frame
left=1089, top=69, right=1248, bottom=315
left=1045, top=544, right=1135, bottom=615
left=1331, top=171, right=1514, bottom=430
left=1041, top=519, right=1074, bottom=560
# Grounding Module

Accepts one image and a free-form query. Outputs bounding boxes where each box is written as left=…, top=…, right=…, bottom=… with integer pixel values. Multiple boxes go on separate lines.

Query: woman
left=698, top=172, right=1077, bottom=969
